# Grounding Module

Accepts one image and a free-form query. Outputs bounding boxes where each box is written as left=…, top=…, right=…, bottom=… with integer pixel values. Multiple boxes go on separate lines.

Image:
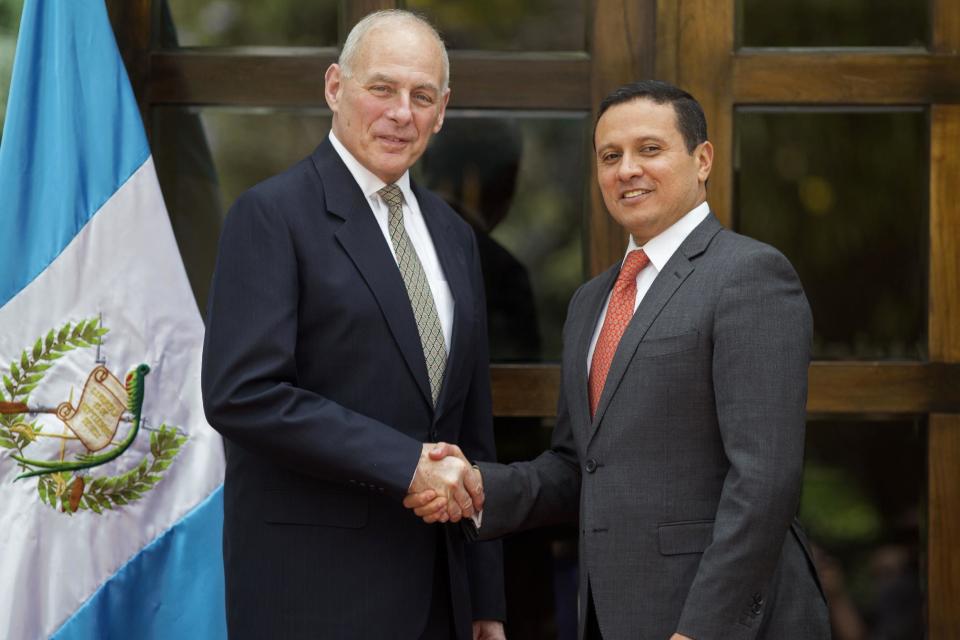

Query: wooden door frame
left=108, top=0, right=960, bottom=632
left=657, top=0, right=960, bottom=634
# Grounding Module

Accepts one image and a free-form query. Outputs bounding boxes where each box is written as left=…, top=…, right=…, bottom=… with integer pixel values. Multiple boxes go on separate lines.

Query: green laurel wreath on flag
left=37, top=425, right=186, bottom=515
left=0, top=318, right=187, bottom=515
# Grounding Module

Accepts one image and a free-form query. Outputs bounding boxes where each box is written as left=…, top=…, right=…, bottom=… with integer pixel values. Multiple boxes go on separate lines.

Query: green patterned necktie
left=378, top=183, right=447, bottom=406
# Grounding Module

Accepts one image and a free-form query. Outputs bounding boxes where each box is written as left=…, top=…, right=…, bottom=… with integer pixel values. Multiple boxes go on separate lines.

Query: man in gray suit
left=407, top=80, right=830, bottom=640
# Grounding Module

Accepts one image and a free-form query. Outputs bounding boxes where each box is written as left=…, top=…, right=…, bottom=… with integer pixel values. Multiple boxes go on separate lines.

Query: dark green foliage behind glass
left=736, top=110, right=927, bottom=360
left=738, top=0, right=927, bottom=47
left=165, top=0, right=338, bottom=47
left=0, top=0, right=25, bottom=144
left=405, top=0, right=586, bottom=50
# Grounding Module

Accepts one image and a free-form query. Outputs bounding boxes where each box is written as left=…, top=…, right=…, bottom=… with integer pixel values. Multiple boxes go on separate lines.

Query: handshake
left=405, top=443, right=483, bottom=524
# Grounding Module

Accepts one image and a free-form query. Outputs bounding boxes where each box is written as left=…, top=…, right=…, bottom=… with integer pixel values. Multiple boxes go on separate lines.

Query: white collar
left=625, top=201, right=711, bottom=271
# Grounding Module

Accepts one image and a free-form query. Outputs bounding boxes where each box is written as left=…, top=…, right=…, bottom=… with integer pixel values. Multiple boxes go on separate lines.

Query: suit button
left=751, top=603, right=762, bottom=614
left=585, top=459, right=598, bottom=473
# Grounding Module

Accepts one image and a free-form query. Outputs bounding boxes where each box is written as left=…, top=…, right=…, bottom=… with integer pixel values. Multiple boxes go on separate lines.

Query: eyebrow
left=366, top=73, right=440, bottom=95
left=596, top=135, right=668, bottom=151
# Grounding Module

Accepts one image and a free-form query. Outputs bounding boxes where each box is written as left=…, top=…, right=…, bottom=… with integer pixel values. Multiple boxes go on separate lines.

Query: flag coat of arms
left=0, top=2, right=226, bottom=638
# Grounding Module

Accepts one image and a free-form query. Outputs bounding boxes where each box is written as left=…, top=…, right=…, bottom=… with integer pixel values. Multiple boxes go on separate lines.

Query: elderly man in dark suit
left=409, top=80, right=830, bottom=640
left=201, top=10, right=505, bottom=640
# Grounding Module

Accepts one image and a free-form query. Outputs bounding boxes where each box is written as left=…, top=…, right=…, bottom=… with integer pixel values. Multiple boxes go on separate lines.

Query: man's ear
left=432, top=88, right=451, bottom=134
left=324, top=64, right=343, bottom=113
left=696, top=140, right=714, bottom=183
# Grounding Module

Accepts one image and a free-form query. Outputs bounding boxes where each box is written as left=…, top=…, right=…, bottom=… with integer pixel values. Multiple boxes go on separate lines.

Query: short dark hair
left=595, top=80, right=708, bottom=153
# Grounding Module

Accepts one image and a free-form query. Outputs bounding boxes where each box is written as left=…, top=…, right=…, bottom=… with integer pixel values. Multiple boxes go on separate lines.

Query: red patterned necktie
left=588, top=249, right=650, bottom=418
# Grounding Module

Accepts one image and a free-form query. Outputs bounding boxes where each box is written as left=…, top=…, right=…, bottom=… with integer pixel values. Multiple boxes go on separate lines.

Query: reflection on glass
left=406, top=0, right=586, bottom=51
left=801, top=418, right=925, bottom=639
left=417, top=112, right=586, bottom=362
left=494, top=417, right=578, bottom=640
left=737, top=0, right=927, bottom=47
left=163, top=0, right=337, bottom=47
left=152, top=107, right=332, bottom=311
left=0, top=0, right=24, bottom=143
left=153, top=107, right=586, bottom=362
left=735, top=109, right=927, bottom=360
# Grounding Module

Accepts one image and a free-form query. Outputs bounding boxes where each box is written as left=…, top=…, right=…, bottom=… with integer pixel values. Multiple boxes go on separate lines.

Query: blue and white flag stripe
left=0, top=0, right=148, bottom=305
left=0, top=2, right=226, bottom=638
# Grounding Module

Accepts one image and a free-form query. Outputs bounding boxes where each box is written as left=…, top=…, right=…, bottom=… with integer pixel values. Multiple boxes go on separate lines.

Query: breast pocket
left=634, top=330, right=699, bottom=359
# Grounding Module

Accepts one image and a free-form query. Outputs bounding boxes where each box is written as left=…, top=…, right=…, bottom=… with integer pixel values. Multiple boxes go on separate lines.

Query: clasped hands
left=406, top=443, right=482, bottom=523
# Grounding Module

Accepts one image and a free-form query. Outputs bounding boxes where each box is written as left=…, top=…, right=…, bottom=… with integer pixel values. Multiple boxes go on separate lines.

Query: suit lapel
left=413, top=182, right=471, bottom=419
left=312, top=141, right=434, bottom=409
left=569, top=265, right=619, bottom=439
left=588, top=214, right=723, bottom=442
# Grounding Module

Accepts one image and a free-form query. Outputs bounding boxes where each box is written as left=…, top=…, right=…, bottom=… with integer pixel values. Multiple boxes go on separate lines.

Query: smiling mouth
left=621, top=188, right=652, bottom=199
left=379, top=135, right=410, bottom=145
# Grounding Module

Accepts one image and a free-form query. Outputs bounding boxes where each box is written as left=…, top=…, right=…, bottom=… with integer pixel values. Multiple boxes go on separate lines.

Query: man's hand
left=670, top=634, right=694, bottom=640
left=407, top=443, right=483, bottom=522
left=473, top=619, right=506, bottom=640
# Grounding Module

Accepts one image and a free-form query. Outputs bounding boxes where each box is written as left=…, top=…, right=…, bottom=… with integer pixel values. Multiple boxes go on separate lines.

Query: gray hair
left=338, top=10, right=450, bottom=93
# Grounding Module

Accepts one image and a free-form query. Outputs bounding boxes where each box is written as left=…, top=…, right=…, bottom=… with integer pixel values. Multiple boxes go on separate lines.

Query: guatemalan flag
left=0, top=2, right=226, bottom=638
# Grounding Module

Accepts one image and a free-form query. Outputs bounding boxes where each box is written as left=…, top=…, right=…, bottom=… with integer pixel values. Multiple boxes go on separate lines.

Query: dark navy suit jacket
left=202, top=138, right=505, bottom=639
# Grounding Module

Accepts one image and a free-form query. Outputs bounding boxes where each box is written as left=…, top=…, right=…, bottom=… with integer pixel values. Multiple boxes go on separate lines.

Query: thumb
left=428, top=441, right=453, bottom=460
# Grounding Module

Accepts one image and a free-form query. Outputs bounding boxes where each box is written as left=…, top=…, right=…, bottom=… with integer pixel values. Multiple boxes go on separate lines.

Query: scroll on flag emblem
left=0, top=1, right=227, bottom=638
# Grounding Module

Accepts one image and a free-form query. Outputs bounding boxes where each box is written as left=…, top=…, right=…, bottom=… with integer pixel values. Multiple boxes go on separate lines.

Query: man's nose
left=618, top=153, right=644, bottom=180
left=387, top=93, right=413, bottom=124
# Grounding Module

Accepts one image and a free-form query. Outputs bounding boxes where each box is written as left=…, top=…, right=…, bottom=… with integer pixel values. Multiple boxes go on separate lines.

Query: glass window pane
left=735, top=109, right=927, bottom=360
left=405, top=0, right=587, bottom=51
left=494, top=416, right=578, bottom=639
left=152, top=107, right=332, bottom=313
left=0, top=0, right=24, bottom=143
left=801, top=418, right=926, bottom=638
left=416, top=112, right=587, bottom=362
left=738, top=0, right=928, bottom=47
left=162, top=0, right=338, bottom=47
left=153, top=107, right=587, bottom=363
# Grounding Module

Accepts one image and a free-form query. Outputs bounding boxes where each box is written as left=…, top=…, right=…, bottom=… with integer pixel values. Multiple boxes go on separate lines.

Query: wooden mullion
left=587, top=0, right=658, bottom=276
left=491, top=362, right=960, bottom=417
left=654, top=0, right=680, bottom=82
left=930, top=106, right=960, bottom=363
left=929, top=415, right=960, bottom=638
left=147, top=50, right=590, bottom=109
left=148, top=49, right=338, bottom=107
left=341, top=0, right=397, bottom=41
left=927, top=99, right=960, bottom=635
left=733, top=51, right=960, bottom=104
left=928, top=3, right=960, bottom=631
left=673, top=0, right=734, bottom=228
left=933, top=0, right=960, bottom=53
left=449, top=51, right=590, bottom=109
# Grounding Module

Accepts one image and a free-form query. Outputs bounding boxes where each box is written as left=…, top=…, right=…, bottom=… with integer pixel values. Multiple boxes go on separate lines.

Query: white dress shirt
left=330, top=132, right=471, bottom=505
left=329, top=131, right=454, bottom=352
left=586, top=201, right=711, bottom=371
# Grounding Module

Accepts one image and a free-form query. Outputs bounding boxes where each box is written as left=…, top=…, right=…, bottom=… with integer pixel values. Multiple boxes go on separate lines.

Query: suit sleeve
left=201, top=189, right=423, bottom=497
left=472, top=286, right=583, bottom=540
left=455, top=230, right=506, bottom=621
left=676, top=246, right=813, bottom=640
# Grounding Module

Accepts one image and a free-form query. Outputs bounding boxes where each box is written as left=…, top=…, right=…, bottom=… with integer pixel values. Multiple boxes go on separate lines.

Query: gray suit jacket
left=475, top=214, right=830, bottom=640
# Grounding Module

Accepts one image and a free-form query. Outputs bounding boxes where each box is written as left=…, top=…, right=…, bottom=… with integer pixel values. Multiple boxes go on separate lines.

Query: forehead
left=595, top=98, right=681, bottom=146
left=353, top=22, right=444, bottom=85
